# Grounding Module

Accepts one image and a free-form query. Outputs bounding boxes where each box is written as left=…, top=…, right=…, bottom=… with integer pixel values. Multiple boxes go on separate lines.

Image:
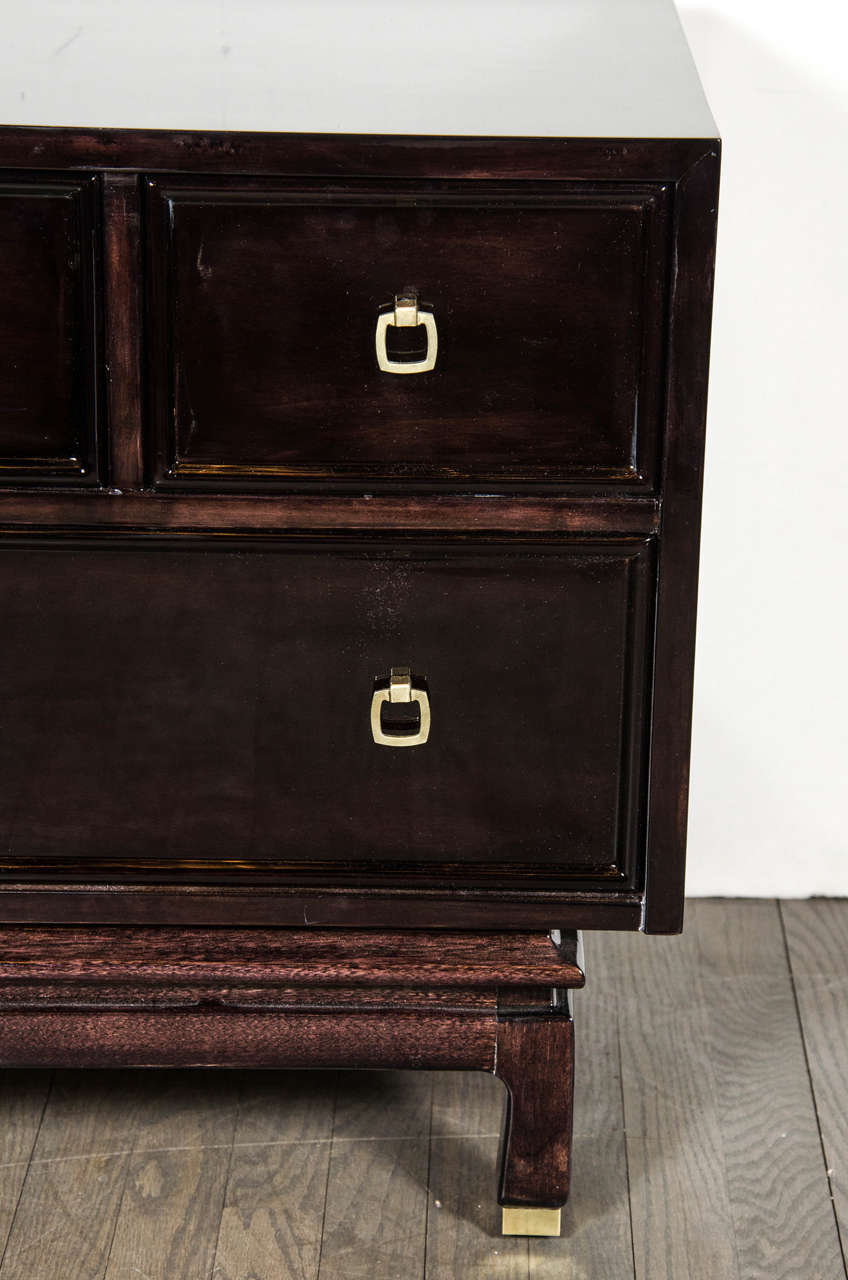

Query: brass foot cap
left=501, top=1206, right=562, bottom=1237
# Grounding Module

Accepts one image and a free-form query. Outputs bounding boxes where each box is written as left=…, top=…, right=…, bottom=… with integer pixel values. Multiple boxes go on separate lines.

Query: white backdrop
left=679, top=2, right=848, bottom=895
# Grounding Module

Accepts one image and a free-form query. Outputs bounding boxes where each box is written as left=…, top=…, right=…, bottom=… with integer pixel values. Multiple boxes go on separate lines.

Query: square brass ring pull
left=371, top=667, right=431, bottom=746
left=375, top=292, right=438, bottom=374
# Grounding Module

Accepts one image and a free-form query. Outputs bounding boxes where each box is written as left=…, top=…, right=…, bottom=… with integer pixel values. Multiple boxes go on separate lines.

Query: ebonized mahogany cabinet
left=0, top=0, right=719, bottom=1237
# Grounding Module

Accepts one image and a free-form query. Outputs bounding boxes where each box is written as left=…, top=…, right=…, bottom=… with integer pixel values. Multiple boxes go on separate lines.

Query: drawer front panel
left=146, top=178, right=670, bottom=490
left=0, top=174, right=101, bottom=484
left=0, top=539, right=652, bottom=891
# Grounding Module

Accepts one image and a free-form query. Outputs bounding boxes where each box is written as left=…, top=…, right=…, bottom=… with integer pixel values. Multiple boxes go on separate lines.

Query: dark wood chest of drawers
left=0, top=1, right=719, bottom=1234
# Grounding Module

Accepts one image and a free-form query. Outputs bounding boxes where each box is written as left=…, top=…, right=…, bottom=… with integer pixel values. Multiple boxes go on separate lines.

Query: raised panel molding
left=0, top=536, right=653, bottom=897
left=0, top=173, right=102, bottom=484
left=144, top=177, right=671, bottom=492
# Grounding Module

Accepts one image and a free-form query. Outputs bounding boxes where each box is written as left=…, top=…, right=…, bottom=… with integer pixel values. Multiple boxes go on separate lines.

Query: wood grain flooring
left=0, top=899, right=844, bottom=1280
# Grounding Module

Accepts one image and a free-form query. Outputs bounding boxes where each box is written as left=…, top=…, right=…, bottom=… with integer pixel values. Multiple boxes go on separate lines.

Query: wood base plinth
left=0, top=925, right=583, bottom=1230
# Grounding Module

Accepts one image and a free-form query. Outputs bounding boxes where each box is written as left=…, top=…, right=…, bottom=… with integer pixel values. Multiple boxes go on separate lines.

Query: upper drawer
left=0, top=173, right=101, bottom=486
left=145, top=177, right=671, bottom=491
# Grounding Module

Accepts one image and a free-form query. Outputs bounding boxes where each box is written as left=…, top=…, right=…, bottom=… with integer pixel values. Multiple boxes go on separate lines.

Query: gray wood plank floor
left=0, top=899, right=844, bottom=1280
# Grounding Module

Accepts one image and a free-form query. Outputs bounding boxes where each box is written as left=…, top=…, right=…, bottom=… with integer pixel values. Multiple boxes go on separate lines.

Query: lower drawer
left=0, top=538, right=653, bottom=893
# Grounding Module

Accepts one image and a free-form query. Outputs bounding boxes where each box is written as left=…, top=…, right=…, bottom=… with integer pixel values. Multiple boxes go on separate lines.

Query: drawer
left=146, top=177, right=671, bottom=491
left=0, top=538, right=653, bottom=892
left=0, top=174, right=101, bottom=485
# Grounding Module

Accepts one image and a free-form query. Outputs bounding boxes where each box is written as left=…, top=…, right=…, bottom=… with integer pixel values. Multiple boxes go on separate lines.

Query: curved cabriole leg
left=495, top=989, right=575, bottom=1237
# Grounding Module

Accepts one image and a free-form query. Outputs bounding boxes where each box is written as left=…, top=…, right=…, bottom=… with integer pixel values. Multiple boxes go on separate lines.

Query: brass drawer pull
left=375, top=292, right=438, bottom=374
left=371, top=666, right=431, bottom=746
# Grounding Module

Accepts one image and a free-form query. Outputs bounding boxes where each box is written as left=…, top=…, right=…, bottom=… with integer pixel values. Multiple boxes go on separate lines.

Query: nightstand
left=0, top=0, right=718, bottom=1235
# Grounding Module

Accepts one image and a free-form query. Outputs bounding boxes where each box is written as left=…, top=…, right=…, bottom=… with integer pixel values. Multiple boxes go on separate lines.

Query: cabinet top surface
left=0, top=0, right=717, bottom=141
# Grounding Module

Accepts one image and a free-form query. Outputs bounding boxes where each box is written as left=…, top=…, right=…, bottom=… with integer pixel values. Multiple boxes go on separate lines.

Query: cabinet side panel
left=643, top=147, right=720, bottom=933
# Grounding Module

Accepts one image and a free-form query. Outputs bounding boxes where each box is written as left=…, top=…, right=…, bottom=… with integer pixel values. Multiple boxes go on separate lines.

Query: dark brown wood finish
left=145, top=177, right=670, bottom=490
left=0, top=884, right=642, bottom=930
left=496, top=991, right=576, bottom=1208
left=0, top=27, right=718, bottom=1225
left=0, top=922, right=582, bottom=1217
left=0, top=1008, right=495, bottom=1069
left=0, top=927, right=581, bottom=1079
left=0, top=926, right=584, bottom=988
left=103, top=172, right=144, bottom=489
left=0, top=123, right=719, bottom=935
left=0, top=171, right=102, bottom=484
left=0, top=128, right=715, bottom=182
left=0, top=491, right=660, bottom=534
left=0, top=538, right=652, bottom=896
left=0, top=983, right=497, bottom=1011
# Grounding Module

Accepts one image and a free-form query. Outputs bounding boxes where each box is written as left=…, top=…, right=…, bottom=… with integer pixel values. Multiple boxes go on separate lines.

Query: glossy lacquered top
left=0, top=0, right=717, bottom=140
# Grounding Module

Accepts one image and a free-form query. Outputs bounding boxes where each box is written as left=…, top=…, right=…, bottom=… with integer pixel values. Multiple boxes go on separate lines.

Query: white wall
left=678, top=3, right=848, bottom=895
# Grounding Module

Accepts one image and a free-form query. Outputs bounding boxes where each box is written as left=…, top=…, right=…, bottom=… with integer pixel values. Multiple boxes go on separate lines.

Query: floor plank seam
left=0, top=1069, right=53, bottom=1277
left=99, top=1081, right=147, bottom=1280
left=100, top=1152, right=133, bottom=1280
left=0, top=1129, right=503, bottom=1176
left=420, top=1076, right=435, bottom=1280
left=695, top=907, right=759, bottom=1280
left=100, top=1087, right=151, bottom=1280
left=314, top=1070, right=339, bottom=1280
left=616, top=1009, right=638, bottom=1280
left=207, top=1077, right=242, bottom=1280
left=778, top=900, right=848, bottom=1280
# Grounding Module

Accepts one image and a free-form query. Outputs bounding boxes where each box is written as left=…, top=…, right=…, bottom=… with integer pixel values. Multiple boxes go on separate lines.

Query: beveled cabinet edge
left=0, top=492, right=660, bottom=536
left=0, top=128, right=717, bottom=182
left=0, top=884, right=643, bottom=931
left=0, top=926, right=585, bottom=987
